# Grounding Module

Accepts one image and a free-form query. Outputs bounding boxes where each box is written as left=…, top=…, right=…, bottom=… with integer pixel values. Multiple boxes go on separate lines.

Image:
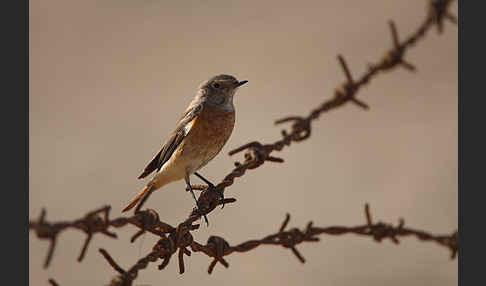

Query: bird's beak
left=234, top=80, right=248, bottom=87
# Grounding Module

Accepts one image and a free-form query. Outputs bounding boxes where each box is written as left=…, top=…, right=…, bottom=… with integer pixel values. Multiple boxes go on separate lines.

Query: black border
left=4, top=0, right=28, bottom=285
left=460, top=1, right=481, bottom=285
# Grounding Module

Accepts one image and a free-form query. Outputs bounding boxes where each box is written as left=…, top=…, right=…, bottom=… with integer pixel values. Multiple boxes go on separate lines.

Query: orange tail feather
left=122, top=185, right=152, bottom=213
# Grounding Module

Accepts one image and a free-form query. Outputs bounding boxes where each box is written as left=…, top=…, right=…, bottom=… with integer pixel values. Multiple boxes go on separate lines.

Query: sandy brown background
left=29, top=0, right=458, bottom=285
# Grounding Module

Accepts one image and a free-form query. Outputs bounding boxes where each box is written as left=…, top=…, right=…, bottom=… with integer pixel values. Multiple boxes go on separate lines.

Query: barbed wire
left=32, top=203, right=457, bottom=286
left=180, top=0, right=458, bottom=226
left=29, top=1, right=457, bottom=285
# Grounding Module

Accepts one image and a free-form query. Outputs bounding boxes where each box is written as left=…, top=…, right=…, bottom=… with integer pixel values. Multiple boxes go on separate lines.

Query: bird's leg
left=185, top=176, right=209, bottom=225
left=194, top=172, right=225, bottom=209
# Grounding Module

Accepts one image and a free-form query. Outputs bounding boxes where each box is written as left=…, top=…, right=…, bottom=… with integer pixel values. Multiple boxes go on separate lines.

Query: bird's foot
left=194, top=172, right=225, bottom=209
left=205, top=182, right=225, bottom=209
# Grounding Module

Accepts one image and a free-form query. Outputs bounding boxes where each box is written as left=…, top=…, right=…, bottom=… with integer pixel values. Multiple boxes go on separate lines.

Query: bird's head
left=198, top=74, right=248, bottom=110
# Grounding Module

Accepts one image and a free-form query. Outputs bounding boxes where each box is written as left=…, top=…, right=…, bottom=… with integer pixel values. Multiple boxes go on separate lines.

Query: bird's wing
left=137, top=103, right=203, bottom=179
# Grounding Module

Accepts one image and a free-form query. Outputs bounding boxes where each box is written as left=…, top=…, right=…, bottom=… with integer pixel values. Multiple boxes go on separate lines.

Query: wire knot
left=229, top=141, right=282, bottom=167
left=275, top=116, right=312, bottom=141
left=205, top=236, right=231, bottom=274
left=207, top=236, right=231, bottom=257
left=279, top=229, right=302, bottom=248
left=428, top=0, right=457, bottom=34
left=78, top=214, right=106, bottom=234
left=174, top=225, right=194, bottom=249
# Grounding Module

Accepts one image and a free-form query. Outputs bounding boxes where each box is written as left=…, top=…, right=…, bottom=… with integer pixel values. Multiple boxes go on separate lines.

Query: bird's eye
left=212, top=82, right=221, bottom=89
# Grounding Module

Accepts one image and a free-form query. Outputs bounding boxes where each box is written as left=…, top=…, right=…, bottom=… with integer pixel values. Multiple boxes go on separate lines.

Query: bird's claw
left=207, top=183, right=225, bottom=209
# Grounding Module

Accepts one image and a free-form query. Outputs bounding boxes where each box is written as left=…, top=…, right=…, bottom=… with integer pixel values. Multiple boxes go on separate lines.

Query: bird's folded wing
left=137, top=103, right=203, bottom=179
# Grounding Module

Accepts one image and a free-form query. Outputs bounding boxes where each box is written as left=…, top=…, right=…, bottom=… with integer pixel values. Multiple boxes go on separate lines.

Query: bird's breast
left=179, top=105, right=235, bottom=172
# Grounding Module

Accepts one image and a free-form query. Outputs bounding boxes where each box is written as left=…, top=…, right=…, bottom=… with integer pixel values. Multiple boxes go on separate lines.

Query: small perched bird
left=122, top=74, right=248, bottom=214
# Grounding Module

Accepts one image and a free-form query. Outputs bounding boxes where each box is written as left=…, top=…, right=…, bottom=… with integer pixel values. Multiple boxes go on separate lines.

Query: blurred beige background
left=29, top=0, right=458, bottom=285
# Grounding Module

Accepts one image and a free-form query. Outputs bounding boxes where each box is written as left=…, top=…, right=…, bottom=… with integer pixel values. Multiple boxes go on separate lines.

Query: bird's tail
left=122, top=184, right=154, bottom=213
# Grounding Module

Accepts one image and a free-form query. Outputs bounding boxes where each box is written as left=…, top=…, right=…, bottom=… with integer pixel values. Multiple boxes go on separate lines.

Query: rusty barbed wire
left=30, top=1, right=457, bottom=285
left=29, top=206, right=116, bottom=268
left=188, top=203, right=458, bottom=274
left=31, top=203, right=457, bottom=286
left=182, top=0, right=458, bottom=224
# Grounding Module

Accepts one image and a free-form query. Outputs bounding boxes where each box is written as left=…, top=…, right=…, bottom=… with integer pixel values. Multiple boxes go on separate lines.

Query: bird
left=122, top=74, right=248, bottom=216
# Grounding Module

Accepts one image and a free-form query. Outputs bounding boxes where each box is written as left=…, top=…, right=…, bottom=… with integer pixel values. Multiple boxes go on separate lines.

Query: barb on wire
left=29, top=1, right=457, bottom=285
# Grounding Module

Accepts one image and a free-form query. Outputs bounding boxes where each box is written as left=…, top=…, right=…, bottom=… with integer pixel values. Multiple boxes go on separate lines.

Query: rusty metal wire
left=29, top=206, right=178, bottom=268
left=29, top=1, right=457, bottom=285
left=30, top=203, right=457, bottom=286
left=183, top=0, right=458, bottom=225
left=189, top=203, right=458, bottom=274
